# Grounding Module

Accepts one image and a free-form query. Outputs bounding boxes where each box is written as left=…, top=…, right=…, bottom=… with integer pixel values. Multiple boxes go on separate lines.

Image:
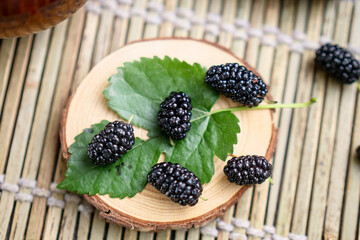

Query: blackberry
left=158, top=92, right=192, bottom=140
left=315, top=43, right=360, bottom=84
left=205, top=63, right=268, bottom=107
left=356, top=146, right=360, bottom=160
left=147, top=162, right=203, bottom=206
left=87, top=121, right=135, bottom=165
left=223, top=155, right=272, bottom=185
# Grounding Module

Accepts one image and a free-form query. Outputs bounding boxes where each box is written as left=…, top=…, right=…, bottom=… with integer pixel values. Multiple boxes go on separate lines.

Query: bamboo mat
left=0, top=0, right=359, bottom=239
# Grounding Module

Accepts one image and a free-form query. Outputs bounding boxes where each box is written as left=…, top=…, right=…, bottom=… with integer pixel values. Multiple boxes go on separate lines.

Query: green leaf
left=103, top=56, right=240, bottom=184
left=103, top=56, right=218, bottom=136
left=165, top=112, right=240, bottom=183
left=59, top=57, right=241, bottom=197
left=58, top=121, right=165, bottom=198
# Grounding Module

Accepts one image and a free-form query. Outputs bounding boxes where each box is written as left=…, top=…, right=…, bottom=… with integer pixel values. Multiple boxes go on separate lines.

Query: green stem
left=211, top=97, right=317, bottom=115
left=200, top=196, right=208, bottom=201
left=190, top=98, right=317, bottom=123
left=169, top=137, right=175, bottom=147
left=127, top=115, right=135, bottom=124
left=357, top=81, right=360, bottom=92
left=264, top=100, right=278, bottom=104
left=268, top=177, right=274, bottom=185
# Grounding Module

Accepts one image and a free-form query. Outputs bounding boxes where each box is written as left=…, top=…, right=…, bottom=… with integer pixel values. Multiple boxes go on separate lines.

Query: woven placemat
left=0, top=0, right=359, bottom=239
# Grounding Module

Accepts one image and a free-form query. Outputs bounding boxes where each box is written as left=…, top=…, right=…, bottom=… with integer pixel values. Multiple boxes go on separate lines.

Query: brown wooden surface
left=0, top=0, right=359, bottom=239
left=60, top=38, right=277, bottom=231
left=0, top=0, right=87, bottom=38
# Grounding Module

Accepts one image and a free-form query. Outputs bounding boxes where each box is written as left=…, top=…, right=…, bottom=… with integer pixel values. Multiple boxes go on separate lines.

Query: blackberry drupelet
left=356, top=146, right=360, bottom=160
left=315, top=43, right=360, bottom=84
left=147, top=162, right=203, bottom=206
left=205, top=63, right=268, bottom=107
left=158, top=92, right=192, bottom=140
left=224, top=155, right=272, bottom=185
left=87, top=121, right=135, bottom=165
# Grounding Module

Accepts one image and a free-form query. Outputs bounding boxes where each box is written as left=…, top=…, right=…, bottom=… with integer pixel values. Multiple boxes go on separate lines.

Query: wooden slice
left=60, top=38, right=277, bottom=231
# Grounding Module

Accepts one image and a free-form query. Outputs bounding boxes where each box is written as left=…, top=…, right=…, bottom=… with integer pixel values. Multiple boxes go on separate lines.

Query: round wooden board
left=61, top=38, right=277, bottom=231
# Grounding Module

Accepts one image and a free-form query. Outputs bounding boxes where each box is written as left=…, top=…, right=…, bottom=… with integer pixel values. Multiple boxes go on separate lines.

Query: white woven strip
left=15, top=192, right=33, bottom=202
left=175, top=18, right=192, bottom=31
left=101, top=0, right=118, bottom=10
left=131, top=8, right=147, bottom=18
left=319, top=35, right=332, bottom=45
left=32, top=188, right=51, bottom=198
left=177, top=7, right=193, bottom=19
left=0, top=174, right=4, bottom=184
left=64, top=193, right=82, bottom=204
left=81, top=1, right=360, bottom=56
left=263, top=25, right=279, bottom=34
left=147, top=1, right=163, bottom=12
left=277, top=33, right=293, bottom=45
left=262, top=37, right=278, bottom=47
left=207, top=13, right=222, bottom=24
left=232, top=218, right=250, bottom=229
left=50, top=182, right=67, bottom=194
left=200, top=226, right=219, bottom=237
left=114, top=9, right=131, bottom=19
left=288, top=233, right=307, bottom=240
left=217, top=219, right=234, bottom=232
left=145, top=14, right=162, bottom=25
left=303, top=40, right=320, bottom=50
left=235, top=18, right=250, bottom=28
left=290, top=42, right=304, bottom=53
left=221, top=23, right=236, bottom=33
left=78, top=203, right=95, bottom=213
left=118, top=0, right=133, bottom=5
left=1, top=182, right=19, bottom=193
left=292, top=31, right=306, bottom=41
left=47, top=196, right=65, bottom=208
left=205, top=24, right=220, bottom=36
left=229, top=232, right=248, bottom=240
left=248, top=28, right=263, bottom=38
left=347, top=44, right=360, bottom=56
left=161, top=11, right=177, bottom=22
left=246, top=227, right=265, bottom=238
left=191, top=15, right=205, bottom=25
left=233, top=30, right=249, bottom=40
left=18, top=178, right=36, bottom=189
left=85, top=1, right=102, bottom=14
left=272, top=234, right=289, bottom=240
left=263, top=225, right=276, bottom=234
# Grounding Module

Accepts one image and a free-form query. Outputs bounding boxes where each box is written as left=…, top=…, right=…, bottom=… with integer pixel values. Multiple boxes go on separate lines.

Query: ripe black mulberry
left=205, top=63, right=268, bottom=107
left=158, top=92, right=192, bottom=140
left=224, top=155, right=272, bottom=185
left=147, top=162, right=203, bottom=206
left=87, top=121, right=135, bottom=165
left=315, top=43, right=360, bottom=84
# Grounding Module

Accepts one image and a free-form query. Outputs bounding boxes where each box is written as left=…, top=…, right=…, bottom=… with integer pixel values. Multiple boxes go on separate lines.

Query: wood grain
left=60, top=38, right=276, bottom=231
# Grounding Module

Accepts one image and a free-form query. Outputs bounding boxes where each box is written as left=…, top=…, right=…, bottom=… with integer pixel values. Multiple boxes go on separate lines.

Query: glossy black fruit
left=315, top=43, right=360, bottom=84
left=205, top=63, right=268, bottom=107
left=158, top=92, right=192, bottom=140
left=147, top=162, right=203, bottom=206
left=87, top=121, right=135, bottom=165
left=224, top=155, right=272, bottom=185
